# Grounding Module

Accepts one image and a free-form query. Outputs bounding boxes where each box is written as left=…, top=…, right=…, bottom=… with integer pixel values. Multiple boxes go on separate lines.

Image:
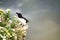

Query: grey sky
left=0, top=0, right=60, bottom=40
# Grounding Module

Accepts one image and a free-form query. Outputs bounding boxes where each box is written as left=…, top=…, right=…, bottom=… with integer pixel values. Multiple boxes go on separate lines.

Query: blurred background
left=0, top=0, right=60, bottom=40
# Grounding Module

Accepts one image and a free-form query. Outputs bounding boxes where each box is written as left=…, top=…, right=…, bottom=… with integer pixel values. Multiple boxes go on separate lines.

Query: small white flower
left=3, top=38, right=6, bottom=40
left=12, top=29, right=15, bottom=31
left=0, top=34, right=3, bottom=38
left=8, top=20, right=12, bottom=24
left=0, top=27, right=3, bottom=29
left=0, top=18, right=2, bottom=22
left=3, top=35, right=6, bottom=40
left=22, top=31, right=26, bottom=34
left=6, top=9, right=11, bottom=13
left=0, top=15, right=2, bottom=22
left=23, top=25, right=28, bottom=30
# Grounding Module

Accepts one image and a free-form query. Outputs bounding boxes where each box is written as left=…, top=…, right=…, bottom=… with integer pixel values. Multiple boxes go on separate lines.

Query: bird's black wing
left=16, top=12, right=29, bottom=23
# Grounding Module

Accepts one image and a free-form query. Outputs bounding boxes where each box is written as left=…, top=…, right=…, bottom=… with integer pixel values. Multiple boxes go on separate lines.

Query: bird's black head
left=16, top=12, right=22, bottom=18
left=16, top=12, right=29, bottom=23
